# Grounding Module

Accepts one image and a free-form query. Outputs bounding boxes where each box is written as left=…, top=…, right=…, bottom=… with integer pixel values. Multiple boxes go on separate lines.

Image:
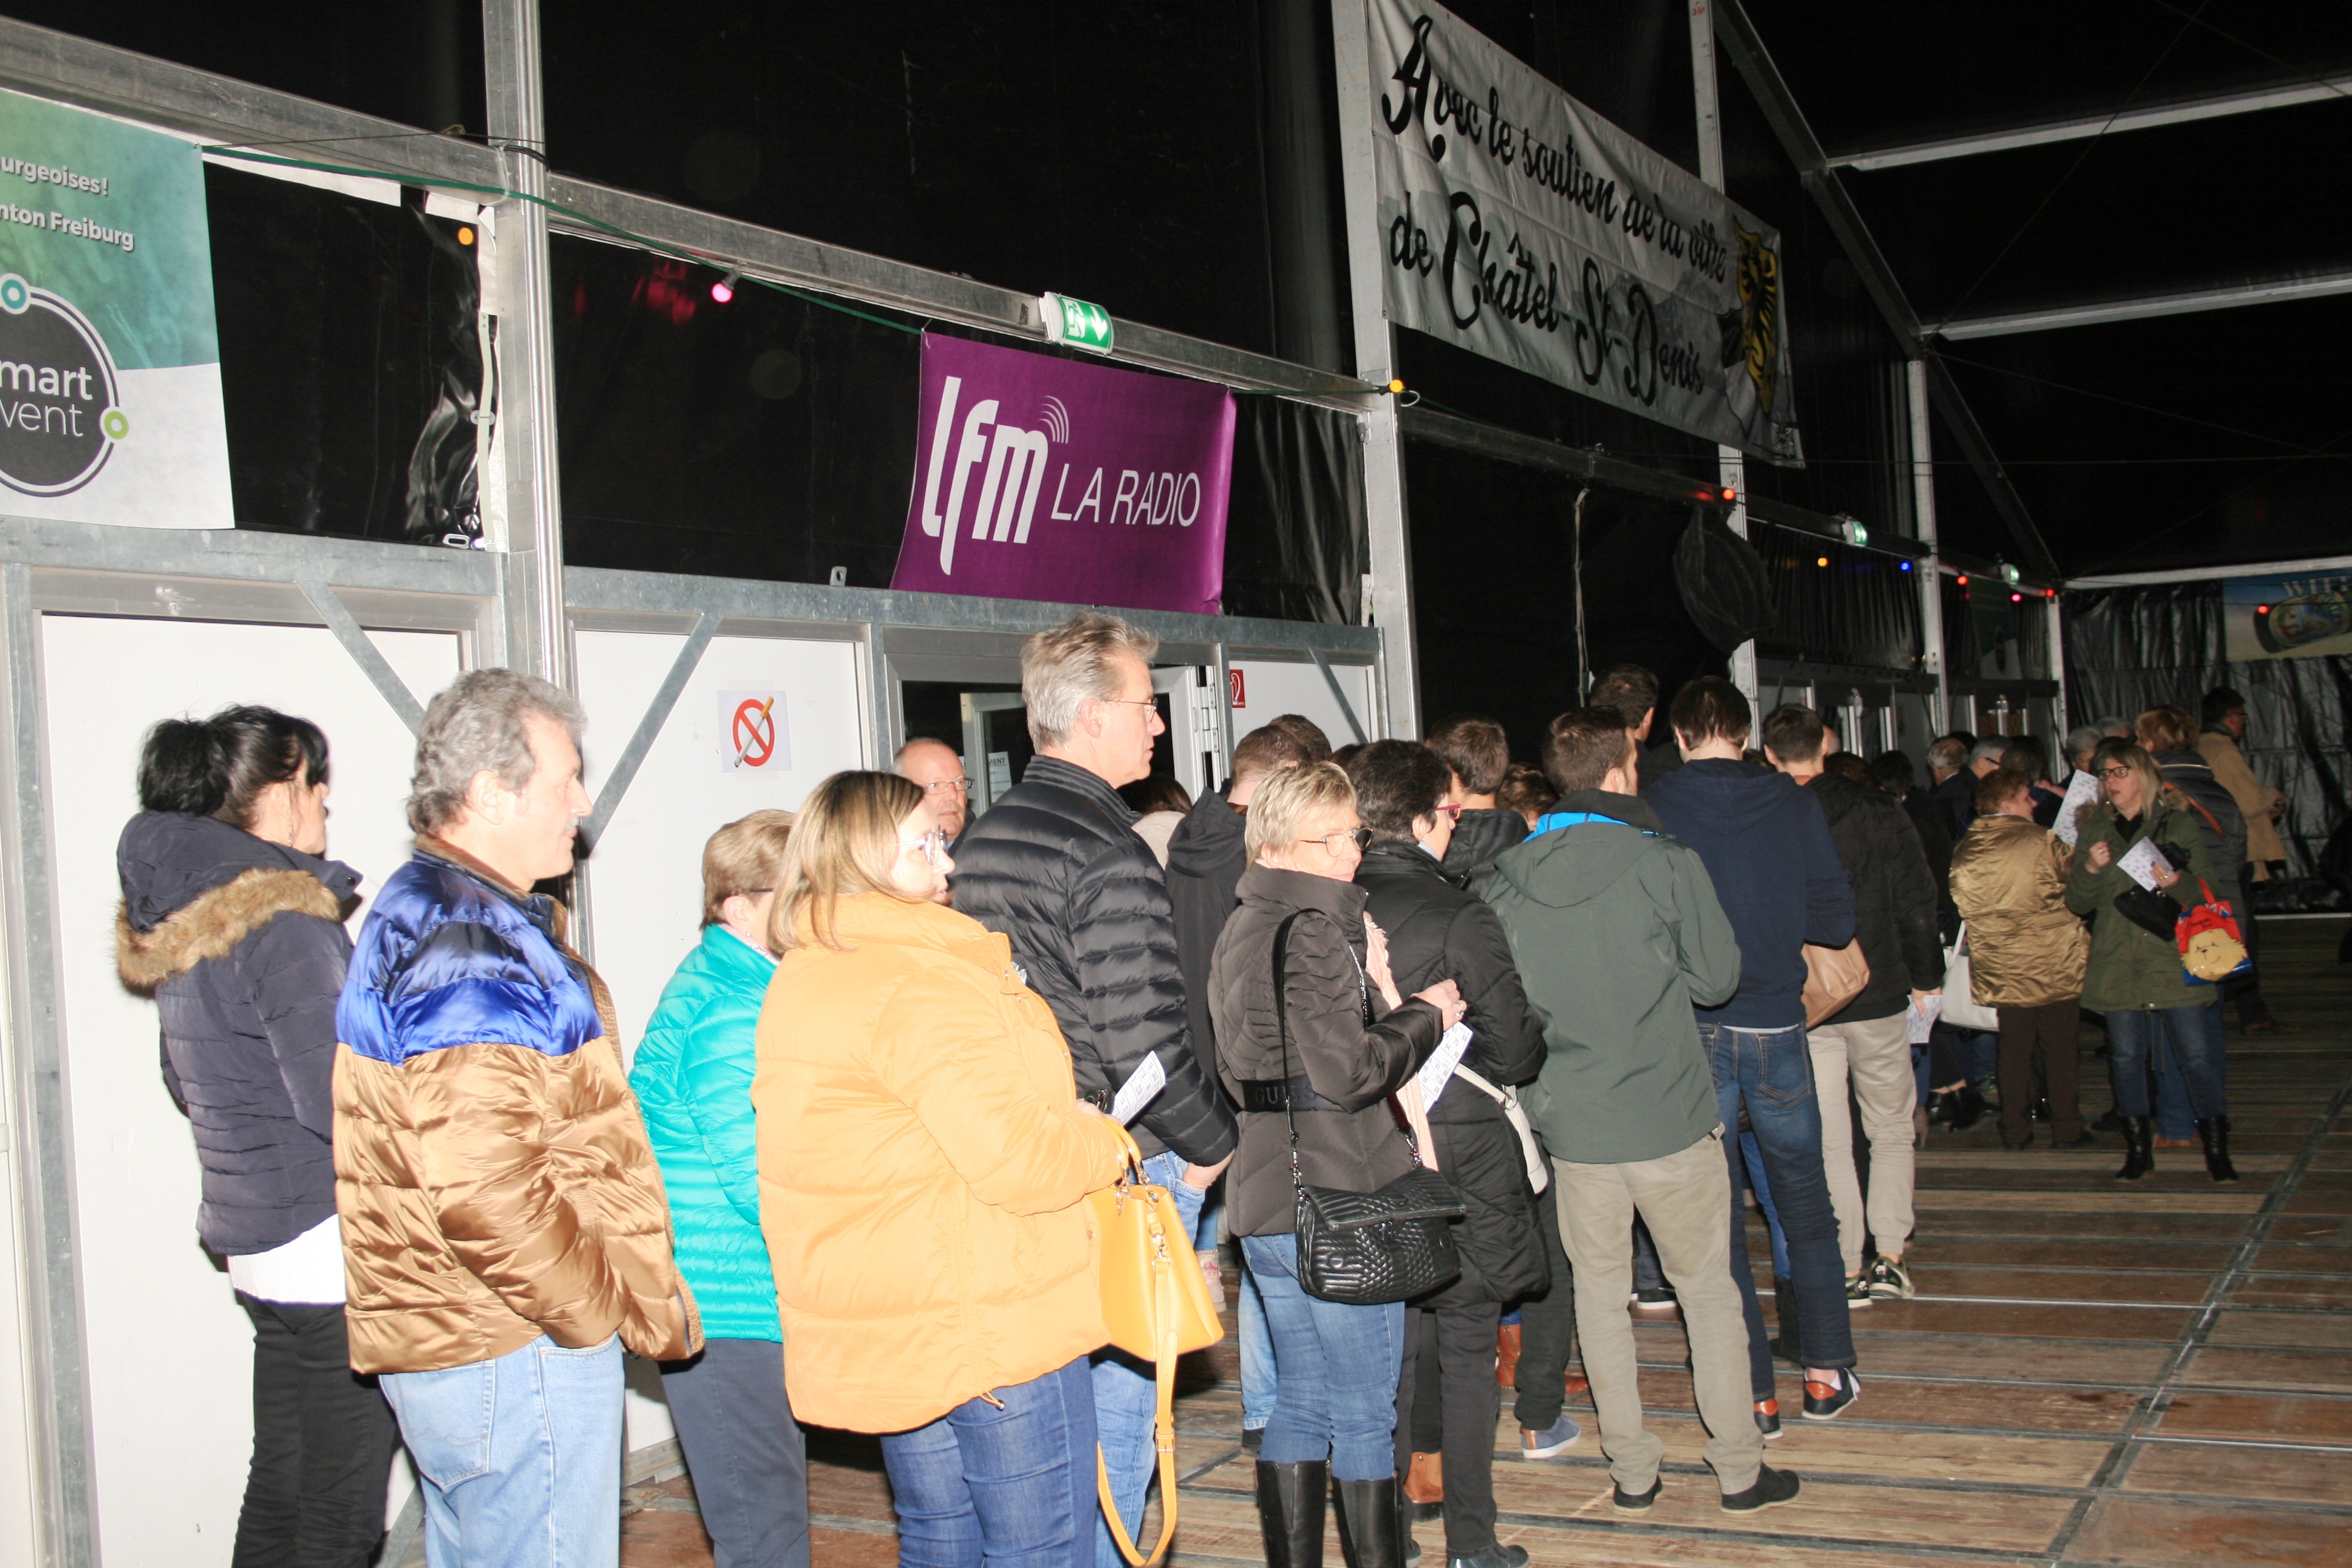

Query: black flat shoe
left=2053, top=1129, right=2097, bottom=1149
left=1720, top=1465, right=1801, bottom=1512
left=1612, top=1476, right=1661, bottom=1514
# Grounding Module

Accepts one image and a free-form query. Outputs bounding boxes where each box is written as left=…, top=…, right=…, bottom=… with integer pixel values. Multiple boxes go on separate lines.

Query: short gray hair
left=407, top=668, right=587, bottom=834
left=1021, top=612, right=1158, bottom=749
left=1968, top=736, right=2008, bottom=766
left=1246, top=761, right=1355, bottom=861
left=2065, top=724, right=2106, bottom=768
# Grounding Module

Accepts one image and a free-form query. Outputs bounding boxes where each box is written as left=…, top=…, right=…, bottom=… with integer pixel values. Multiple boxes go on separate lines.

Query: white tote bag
left=1940, top=923, right=2000, bottom=1031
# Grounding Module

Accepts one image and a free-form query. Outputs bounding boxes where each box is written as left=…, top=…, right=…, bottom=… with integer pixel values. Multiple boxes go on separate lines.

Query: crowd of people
left=115, top=620, right=2293, bottom=1568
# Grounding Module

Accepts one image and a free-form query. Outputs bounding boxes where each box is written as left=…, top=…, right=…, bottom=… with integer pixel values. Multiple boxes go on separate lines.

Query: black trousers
left=661, top=1337, right=811, bottom=1568
left=234, top=1295, right=398, bottom=1568
left=2225, top=870, right=2274, bottom=1025
left=1394, top=1301, right=1504, bottom=1559
left=1511, top=1179, right=1579, bottom=1432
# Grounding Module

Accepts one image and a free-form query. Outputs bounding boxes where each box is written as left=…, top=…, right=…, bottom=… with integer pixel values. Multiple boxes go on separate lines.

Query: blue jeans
left=1699, top=1022, right=1855, bottom=1396
left=1240, top=1233, right=1405, bottom=1481
left=882, top=1356, right=1096, bottom=1568
left=1240, top=1265, right=1276, bottom=1431
left=1094, top=1152, right=1204, bottom=1568
left=2109, top=1001, right=2227, bottom=1123
left=1739, top=1132, right=1791, bottom=1278
left=381, top=1333, right=624, bottom=1568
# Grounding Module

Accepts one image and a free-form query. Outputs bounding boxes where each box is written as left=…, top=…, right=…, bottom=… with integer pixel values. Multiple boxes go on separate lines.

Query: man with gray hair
left=2065, top=724, right=2107, bottom=776
left=335, top=669, right=699, bottom=1567
left=1926, top=736, right=1975, bottom=838
left=950, top=612, right=1237, bottom=1565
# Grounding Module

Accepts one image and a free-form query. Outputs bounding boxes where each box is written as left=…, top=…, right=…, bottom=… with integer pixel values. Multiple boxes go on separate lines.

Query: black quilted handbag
left=1270, top=912, right=1465, bottom=1306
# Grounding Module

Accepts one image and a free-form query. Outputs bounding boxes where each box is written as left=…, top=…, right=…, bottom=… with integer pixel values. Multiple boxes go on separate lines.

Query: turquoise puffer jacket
left=630, top=926, right=779, bottom=1343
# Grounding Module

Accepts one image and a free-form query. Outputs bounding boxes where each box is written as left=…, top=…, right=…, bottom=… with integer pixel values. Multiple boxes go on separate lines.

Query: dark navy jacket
left=1644, top=758, right=1856, bottom=1030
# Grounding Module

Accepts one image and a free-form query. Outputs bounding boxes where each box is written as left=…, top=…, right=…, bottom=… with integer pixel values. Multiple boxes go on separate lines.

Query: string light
left=1816, top=556, right=1829, bottom=567
left=455, top=224, right=474, bottom=246
left=711, top=270, right=740, bottom=304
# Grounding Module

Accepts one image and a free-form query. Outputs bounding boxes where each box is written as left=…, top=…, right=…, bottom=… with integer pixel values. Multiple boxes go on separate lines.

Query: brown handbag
left=1802, top=939, right=1872, bottom=1026
left=1089, top=1121, right=1224, bottom=1567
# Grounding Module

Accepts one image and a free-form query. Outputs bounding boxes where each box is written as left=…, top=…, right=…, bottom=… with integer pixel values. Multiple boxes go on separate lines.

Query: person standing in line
left=2140, top=705, right=2252, bottom=1146
left=1425, top=713, right=1526, bottom=886
left=1760, top=705, right=1942, bottom=1305
left=1926, top=737, right=1976, bottom=840
left=1998, top=736, right=2069, bottom=830
left=1485, top=710, right=1798, bottom=1514
left=1590, top=662, right=1679, bottom=791
left=335, top=670, right=700, bottom=1568
left=1166, top=720, right=1324, bottom=1450
left=2066, top=741, right=2232, bottom=1184
left=894, top=736, right=973, bottom=845
left=1949, top=769, right=2094, bottom=1152
left=2197, top=688, right=2293, bottom=1033
left=1212, top=762, right=1463, bottom=1568
left=116, top=707, right=398, bottom=1568
left=631, top=811, right=809, bottom=1568
left=950, top=612, right=1238, bottom=1566
left=1644, top=679, right=1862, bottom=1428
left=1348, top=740, right=1551, bottom=1568
left=1119, top=774, right=1194, bottom=867
left=754, top=771, right=1128, bottom=1568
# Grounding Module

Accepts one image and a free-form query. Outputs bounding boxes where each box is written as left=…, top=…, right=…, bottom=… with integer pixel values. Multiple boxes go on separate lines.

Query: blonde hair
left=2091, top=740, right=2166, bottom=818
left=1246, top=761, right=1356, bottom=861
left=701, top=809, right=796, bottom=927
left=1022, top=612, right=1158, bottom=749
left=768, top=771, right=926, bottom=952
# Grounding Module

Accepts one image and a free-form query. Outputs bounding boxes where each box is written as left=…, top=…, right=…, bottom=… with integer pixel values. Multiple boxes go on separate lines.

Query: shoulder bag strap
left=1272, top=911, right=1305, bottom=1192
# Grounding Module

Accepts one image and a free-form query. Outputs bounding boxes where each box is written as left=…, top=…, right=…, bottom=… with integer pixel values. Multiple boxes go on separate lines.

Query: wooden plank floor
left=620, top=916, right=2351, bottom=1567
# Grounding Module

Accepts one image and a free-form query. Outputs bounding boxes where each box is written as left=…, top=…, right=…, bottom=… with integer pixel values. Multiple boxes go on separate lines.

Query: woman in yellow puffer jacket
left=752, top=769, right=1127, bottom=1567
left=1949, top=767, right=2091, bottom=1152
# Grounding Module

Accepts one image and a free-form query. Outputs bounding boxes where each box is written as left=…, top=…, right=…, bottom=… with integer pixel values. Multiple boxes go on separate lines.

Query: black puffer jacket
left=1165, top=786, right=1248, bottom=1095
left=952, top=756, right=1238, bottom=1165
left=114, top=812, right=360, bottom=1256
left=1355, top=842, right=1549, bottom=1305
left=1440, top=807, right=1528, bottom=889
left=2155, top=750, right=2248, bottom=915
left=1212, top=866, right=1445, bottom=1237
left=1805, top=771, right=1945, bottom=1024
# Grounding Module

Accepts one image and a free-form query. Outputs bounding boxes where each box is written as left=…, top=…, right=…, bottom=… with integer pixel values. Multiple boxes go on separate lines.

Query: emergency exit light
left=1040, top=293, right=1115, bottom=354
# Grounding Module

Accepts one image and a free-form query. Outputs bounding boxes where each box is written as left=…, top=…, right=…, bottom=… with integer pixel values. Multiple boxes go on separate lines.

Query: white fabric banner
left=1364, top=1, right=1803, bottom=461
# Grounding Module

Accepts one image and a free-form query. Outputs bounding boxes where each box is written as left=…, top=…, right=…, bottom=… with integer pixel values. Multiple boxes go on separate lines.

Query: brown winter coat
left=2197, top=728, right=2287, bottom=873
left=333, top=837, right=699, bottom=1374
left=753, top=893, right=1126, bottom=1432
left=1948, top=813, right=2088, bottom=1008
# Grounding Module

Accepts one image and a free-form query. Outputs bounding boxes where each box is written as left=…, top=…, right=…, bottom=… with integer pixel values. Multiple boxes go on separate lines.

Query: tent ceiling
left=1743, top=1, right=2352, bottom=578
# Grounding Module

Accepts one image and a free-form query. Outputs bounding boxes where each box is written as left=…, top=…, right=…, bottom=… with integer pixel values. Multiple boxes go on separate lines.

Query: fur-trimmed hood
left=116, top=812, right=360, bottom=993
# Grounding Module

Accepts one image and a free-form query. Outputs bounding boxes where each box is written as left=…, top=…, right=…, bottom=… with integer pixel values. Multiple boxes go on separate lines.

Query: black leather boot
left=2115, top=1116, right=2155, bottom=1182
left=1257, top=1460, right=1328, bottom=1568
left=2198, top=1116, right=2239, bottom=1183
left=1333, top=1476, right=1407, bottom=1568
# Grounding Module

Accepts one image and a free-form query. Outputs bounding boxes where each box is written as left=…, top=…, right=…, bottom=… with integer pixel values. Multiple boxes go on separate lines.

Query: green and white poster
left=0, top=89, right=232, bottom=528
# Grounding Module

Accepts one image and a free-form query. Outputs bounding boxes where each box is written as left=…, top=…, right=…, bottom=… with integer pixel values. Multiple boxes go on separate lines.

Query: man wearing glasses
left=894, top=737, right=973, bottom=844
left=952, top=612, right=1238, bottom=1568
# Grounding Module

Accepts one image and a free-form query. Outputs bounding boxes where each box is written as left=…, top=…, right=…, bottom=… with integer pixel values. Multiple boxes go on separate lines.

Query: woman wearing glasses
left=2065, top=740, right=2230, bottom=1183
left=630, top=809, right=807, bottom=1567
left=1210, top=762, right=1466, bottom=1568
left=750, top=771, right=1128, bottom=1567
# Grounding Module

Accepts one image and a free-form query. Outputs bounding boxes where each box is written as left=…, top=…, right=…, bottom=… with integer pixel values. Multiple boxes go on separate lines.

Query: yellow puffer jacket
left=1949, top=813, right=2088, bottom=1008
left=754, top=892, right=1126, bottom=1432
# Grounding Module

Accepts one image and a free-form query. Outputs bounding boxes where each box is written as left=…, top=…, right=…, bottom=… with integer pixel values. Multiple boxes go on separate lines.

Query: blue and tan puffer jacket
left=630, top=925, right=779, bottom=1343
left=332, top=835, right=699, bottom=1374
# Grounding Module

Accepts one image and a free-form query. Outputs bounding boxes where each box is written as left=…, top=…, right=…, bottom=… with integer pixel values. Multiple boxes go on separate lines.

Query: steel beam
left=2068, top=554, right=2352, bottom=589
left=1830, top=75, right=2352, bottom=172
left=1936, top=270, right=2352, bottom=339
left=1396, top=407, right=1726, bottom=507
left=1710, top=0, right=2059, bottom=581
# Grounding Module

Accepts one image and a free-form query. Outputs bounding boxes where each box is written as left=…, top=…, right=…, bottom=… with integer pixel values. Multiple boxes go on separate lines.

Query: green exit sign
left=1040, top=292, right=1114, bottom=354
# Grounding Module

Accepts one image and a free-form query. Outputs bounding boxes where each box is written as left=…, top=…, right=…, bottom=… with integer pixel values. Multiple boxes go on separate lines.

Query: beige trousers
left=1553, top=1130, right=1764, bottom=1496
left=1808, top=1011, right=1918, bottom=1276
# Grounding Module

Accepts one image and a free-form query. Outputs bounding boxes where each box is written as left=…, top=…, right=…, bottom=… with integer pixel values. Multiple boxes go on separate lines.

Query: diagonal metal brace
left=579, top=611, right=719, bottom=852
left=1308, top=647, right=1368, bottom=745
left=296, top=580, right=427, bottom=733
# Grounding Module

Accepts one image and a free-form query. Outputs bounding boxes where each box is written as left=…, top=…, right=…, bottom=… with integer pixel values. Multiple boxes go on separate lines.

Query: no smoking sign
left=717, top=690, right=791, bottom=773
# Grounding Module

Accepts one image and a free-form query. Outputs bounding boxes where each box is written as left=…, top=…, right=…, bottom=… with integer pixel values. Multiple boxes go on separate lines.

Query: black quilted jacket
left=952, top=757, right=1238, bottom=1165
left=1805, top=771, right=1944, bottom=1024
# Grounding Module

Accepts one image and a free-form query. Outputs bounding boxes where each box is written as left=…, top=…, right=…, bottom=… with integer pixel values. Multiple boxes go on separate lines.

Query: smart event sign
left=0, top=90, right=233, bottom=528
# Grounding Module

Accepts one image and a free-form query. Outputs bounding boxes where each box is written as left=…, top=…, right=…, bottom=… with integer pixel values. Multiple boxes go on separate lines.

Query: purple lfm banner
left=889, top=333, right=1236, bottom=615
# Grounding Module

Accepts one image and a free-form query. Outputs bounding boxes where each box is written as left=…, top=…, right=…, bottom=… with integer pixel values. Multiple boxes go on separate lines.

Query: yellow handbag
left=1089, top=1121, right=1225, bottom=1568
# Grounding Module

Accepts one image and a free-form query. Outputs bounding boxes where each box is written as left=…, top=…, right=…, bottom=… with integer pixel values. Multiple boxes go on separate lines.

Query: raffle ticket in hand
left=1414, top=1023, right=1473, bottom=1112
left=2053, top=769, right=2102, bottom=845
left=2117, top=838, right=2172, bottom=892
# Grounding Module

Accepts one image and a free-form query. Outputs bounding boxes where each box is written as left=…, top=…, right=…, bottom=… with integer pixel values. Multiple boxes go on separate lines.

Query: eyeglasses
left=2098, top=766, right=2133, bottom=780
left=1298, top=828, right=1372, bottom=855
left=920, top=776, right=974, bottom=796
left=1094, top=696, right=1160, bottom=716
left=1434, top=802, right=1464, bottom=820
left=900, top=829, right=949, bottom=869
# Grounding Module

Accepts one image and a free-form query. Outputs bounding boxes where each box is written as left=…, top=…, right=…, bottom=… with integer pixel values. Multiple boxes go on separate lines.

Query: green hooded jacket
left=2065, top=792, right=2217, bottom=1013
left=1484, top=791, right=1743, bottom=1166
